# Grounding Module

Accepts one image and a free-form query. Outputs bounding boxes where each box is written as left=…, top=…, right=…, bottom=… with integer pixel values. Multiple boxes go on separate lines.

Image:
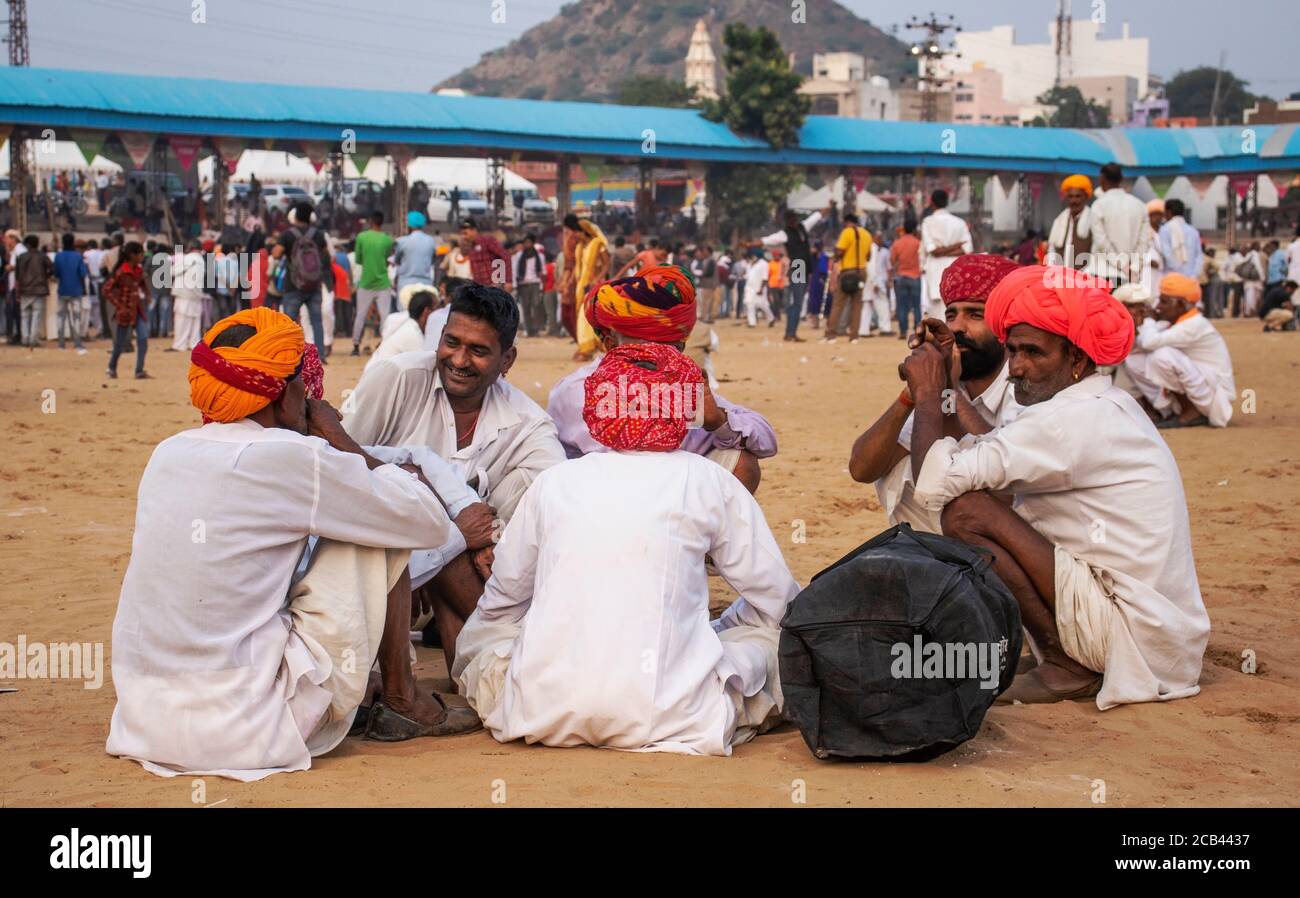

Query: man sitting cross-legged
left=547, top=264, right=776, bottom=494
left=1125, top=273, right=1236, bottom=429
left=902, top=266, right=1210, bottom=707
left=850, top=253, right=1023, bottom=533
left=343, top=283, right=566, bottom=667
left=454, top=342, right=800, bottom=754
left=106, top=309, right=478, bottom=783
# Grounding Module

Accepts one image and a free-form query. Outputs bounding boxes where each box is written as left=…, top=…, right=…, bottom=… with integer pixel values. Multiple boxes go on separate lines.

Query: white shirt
left=457, top=450, right=800, bottom=754
left=913, top=373, right=1211, bottom=709
left=760, top=210, right=822, bottom=247
left=1286, top=237, right=1300, bottom=283
left=1090, top=188, right=1152, bottom=282
left=171, top=251, right=206, bottom=311
left=365, top=313, right=425, bottom=371
left=106, top=420, right=454, bottom=780
left=918, top=209, right=973, bottom=299
left=877, top=361, right=1022, bottom=534
left=743, top=257, right=769, bottom=300
left=422, top=304, right=449, bottom=350
left=343, top=353, right=566, bottom=523
left=1137, top=311, right=1236, bottom=419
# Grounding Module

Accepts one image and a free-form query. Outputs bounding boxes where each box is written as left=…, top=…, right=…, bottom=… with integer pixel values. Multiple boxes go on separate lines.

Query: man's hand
left=307, top=399, right=358, bottom=452
left=471, top=546, right=495, bottom=582
left=898, top=342, right=948, bottom=401
left=454, top=502, right=497, bottom=550
left=700, top=380, right=726, bottom=431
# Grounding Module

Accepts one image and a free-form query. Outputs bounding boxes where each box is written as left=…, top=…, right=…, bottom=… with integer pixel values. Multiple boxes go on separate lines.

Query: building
left=684, top=19, right=718, bottom=101
left=952, top=65, right=1019, bottom=125
left=898, top=86, right=953, bottom=123
left=1244, top=98, right=1300, bottom=126
left=798, top=52, right=899, bottom=120
left=939, top=20, right=1149, bottom=108
left=1064, top=74, right=1139, bottom=126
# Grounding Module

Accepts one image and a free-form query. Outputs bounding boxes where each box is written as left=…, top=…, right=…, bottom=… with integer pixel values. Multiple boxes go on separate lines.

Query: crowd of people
left=85, top=157, right=1281, bottom=781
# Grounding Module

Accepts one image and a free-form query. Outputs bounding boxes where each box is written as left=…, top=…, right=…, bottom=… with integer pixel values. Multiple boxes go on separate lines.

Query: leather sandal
left=364, top=694, right=481, bottom=741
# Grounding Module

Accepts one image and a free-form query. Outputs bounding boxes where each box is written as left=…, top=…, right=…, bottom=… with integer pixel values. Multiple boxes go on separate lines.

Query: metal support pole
left=556, top=155, right=571, bottom=220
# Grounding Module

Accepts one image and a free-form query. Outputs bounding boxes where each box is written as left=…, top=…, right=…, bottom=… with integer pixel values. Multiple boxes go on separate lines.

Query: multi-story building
left=799, top=52, right=899, bottom=120
left=951, top=65, right=1019, bottom=125
left=1064, top=74, right=1139, bottom=126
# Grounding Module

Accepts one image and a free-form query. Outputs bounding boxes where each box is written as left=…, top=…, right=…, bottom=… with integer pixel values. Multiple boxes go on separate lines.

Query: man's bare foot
left=382, top=689, right=449, bottom=728
left=1033, top=659, right=1100, bottom=693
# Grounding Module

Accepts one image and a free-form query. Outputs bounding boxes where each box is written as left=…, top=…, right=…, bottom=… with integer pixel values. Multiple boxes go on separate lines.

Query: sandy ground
left=2, top=315, right=1298, bottom=808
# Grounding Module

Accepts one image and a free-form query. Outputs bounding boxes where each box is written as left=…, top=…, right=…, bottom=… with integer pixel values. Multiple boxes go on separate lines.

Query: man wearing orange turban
left=452, top=341, right=799, bottom=757
left=1124, top=272, right=1236, bottom=429
left=1048, top=174, right=1095, bottom=272
left=548, top=264, right=777, bottom=494
left=895, top=264, right=1210, bottom=709
left=109, top=311, right=481, bottom=782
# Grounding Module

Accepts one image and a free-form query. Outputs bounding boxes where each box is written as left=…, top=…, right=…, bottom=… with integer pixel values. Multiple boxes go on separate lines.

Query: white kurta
left=453, top=450, right=800, bottom=755
left=742, top=258, right=770, bottom=325
left=342, top=353, right=566, bottom=523
left=875, top=360, right=1022, bottom=534
left=365, top=313, right=426, bottom=371
left=1133, top=311, right=1236, bottom=427
left=1090, top=187, right=1153, bottom=283
left=919, top=209, right=973, bottom=315
left=912, top=373, right=1211, bottom=710
left=106, top=420, right=455, bottom=780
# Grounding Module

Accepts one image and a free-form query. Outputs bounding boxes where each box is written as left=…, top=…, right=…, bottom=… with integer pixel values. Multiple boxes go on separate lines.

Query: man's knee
left=732, top=450, right=762, bottom=494
left=1148, top=345, right=1187, bottom=379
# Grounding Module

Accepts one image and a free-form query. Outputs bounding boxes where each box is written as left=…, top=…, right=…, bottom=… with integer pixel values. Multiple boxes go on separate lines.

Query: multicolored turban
left=985, top=266, right=1135, bottom=366
left=939, top=253, right=1021, bottom=305
left=1060, top=174, right=1094, bottom=198
left=583, top=264, right=697, bottom=344
left=1159, top=273, right=1202, bottom=305
left=582, top=342, right=704, bottom=452
left=189, top=308, right=319, bottom=423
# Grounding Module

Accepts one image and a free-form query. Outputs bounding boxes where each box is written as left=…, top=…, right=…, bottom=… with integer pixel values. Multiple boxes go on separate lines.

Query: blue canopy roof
left=2, top=66, right=1297, bottom=176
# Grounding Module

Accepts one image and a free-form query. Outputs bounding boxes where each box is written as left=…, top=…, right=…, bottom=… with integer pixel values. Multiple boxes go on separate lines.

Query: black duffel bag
left=779, top=524, right=1022, bottom=760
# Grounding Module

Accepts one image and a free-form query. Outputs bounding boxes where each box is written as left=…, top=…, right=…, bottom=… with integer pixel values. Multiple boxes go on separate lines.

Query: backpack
left=779, top=524, right=1022, bottom=761
left=1236, top=258, right=1260, bottom=281
left=289, top=226, right=324, bottom=292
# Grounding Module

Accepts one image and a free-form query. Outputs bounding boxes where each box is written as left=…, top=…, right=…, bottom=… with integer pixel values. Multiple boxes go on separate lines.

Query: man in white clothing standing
left=919, top=189, right=972, bottom=321
left=1090, top=163, right=1153, bottom=286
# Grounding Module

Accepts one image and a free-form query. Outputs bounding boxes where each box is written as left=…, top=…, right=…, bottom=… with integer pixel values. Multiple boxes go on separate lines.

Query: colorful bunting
left=69, top=129, right=106, bottom=166
left=119, top=131, right=157, bottom=169
left=169, top=135, right=203, bottom=172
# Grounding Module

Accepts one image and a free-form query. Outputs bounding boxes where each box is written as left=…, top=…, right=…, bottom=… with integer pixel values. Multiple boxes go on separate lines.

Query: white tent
left=788, top=177, right=895, bottom=214
left=198, top=151, right=537, bottom=193
left=0, top=139, right=121, bottom=176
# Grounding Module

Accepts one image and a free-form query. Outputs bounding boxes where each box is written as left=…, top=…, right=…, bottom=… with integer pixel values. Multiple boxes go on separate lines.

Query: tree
left=616, top=75, right=696, bottom=109
left=700, top=24, right=809, bottom=240
left=1029, top=86, right=1111, bottom=128
left=1165, top=66, right=1259, bottom=123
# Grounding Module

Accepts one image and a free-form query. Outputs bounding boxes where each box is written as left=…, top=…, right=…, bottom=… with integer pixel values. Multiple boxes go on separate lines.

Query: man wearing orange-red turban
left=895, top=263, right=1209, bottom=709
left=548, top=264, right=777, bottom=494
left=108, top=309, right=480, bottom=781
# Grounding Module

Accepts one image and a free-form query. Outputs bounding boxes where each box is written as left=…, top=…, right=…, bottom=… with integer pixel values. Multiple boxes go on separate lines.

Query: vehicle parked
left=427, top=186, right=489, bottom=224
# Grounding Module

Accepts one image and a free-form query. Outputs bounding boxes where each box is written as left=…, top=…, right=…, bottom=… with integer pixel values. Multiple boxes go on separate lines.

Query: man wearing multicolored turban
left=108, top=310, right=481, bottom=782
left=850, top=253, right=1023, bottom=536
left=548, top=264, right=777, bottom=494
left=1048, top=174, right=1095, bottom=271
left=896, top=264, right=1210, bottom=709
left=1124, top=272, right=1236, bottom=429
left=453, top=342, right=800, bottom=757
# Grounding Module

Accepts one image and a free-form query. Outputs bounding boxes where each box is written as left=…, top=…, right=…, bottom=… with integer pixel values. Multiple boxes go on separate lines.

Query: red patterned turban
left=939, top=253, right=1021, bottom=305
left=582, top=342, right=704, bottom=452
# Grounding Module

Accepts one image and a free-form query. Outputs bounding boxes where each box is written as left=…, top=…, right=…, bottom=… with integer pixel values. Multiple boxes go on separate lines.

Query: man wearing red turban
left=108, top=312, right=481, bottom=782
left=895, top=265, right=1210, bottom=709
left=547, top=264, right=777, bottom=494
left=850, top=254, right=1023, bottom=535
left=1125, top=272, right=1236, bottom=429
left=452, top=339, right=800, bottom=757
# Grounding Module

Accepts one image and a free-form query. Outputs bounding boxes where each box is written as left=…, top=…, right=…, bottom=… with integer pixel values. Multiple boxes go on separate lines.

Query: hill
left=437, top=0, right=914, bottom=103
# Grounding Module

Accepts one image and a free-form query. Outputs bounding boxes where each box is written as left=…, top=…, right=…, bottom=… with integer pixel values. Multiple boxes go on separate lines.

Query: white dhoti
left=744, top=290, right=772, bottom=326
left=171, top=308, right=202, bottom=351
left=287, top=539, right=408, bottom=756
left=1124, top=345, right=1232, bottom=426
left=1052, top=545, right=1114, bottom=676
left=453, top=611, right=783, bottom=751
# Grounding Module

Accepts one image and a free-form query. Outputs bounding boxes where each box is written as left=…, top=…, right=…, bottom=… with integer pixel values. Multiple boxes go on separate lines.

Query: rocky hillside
left=437, top=0, right=913, bottom=102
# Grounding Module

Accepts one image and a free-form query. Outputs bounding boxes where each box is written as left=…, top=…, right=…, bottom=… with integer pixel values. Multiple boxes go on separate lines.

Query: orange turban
left=189, top=308, right=305, bottom=423
left=1159, top=273, right=1202, bottom=305
left=986, top=266, right=1134, bottom=366
left=1060, top=174, right=1094, bottom=198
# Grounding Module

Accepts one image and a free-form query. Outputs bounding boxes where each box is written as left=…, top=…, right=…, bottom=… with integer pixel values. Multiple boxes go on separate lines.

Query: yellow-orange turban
left=1060, top=174, right=1094, bottom=198
left=188, top=308, right=305, bottom=423
left=1159, top=273, right=1202, bottom=305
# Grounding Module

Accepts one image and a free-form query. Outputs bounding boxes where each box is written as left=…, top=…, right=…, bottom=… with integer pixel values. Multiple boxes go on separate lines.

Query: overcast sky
left=28, top=0, right=1300, bottom=98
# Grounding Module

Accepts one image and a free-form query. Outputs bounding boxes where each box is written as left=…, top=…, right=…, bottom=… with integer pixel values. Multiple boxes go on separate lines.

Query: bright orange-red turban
left=582, top=342, right=704, bottom=452
left=1060, top=174, right=1094, bottom=198
left=189, top=308, right=306, bottom=423
left=985, top=266, right=1134, bottom=366
left=939, top=253, right=1021, bottom=304
left=1159, top=273, right=1202, bottom=304
left=583, top=264, right=696, bottom=344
